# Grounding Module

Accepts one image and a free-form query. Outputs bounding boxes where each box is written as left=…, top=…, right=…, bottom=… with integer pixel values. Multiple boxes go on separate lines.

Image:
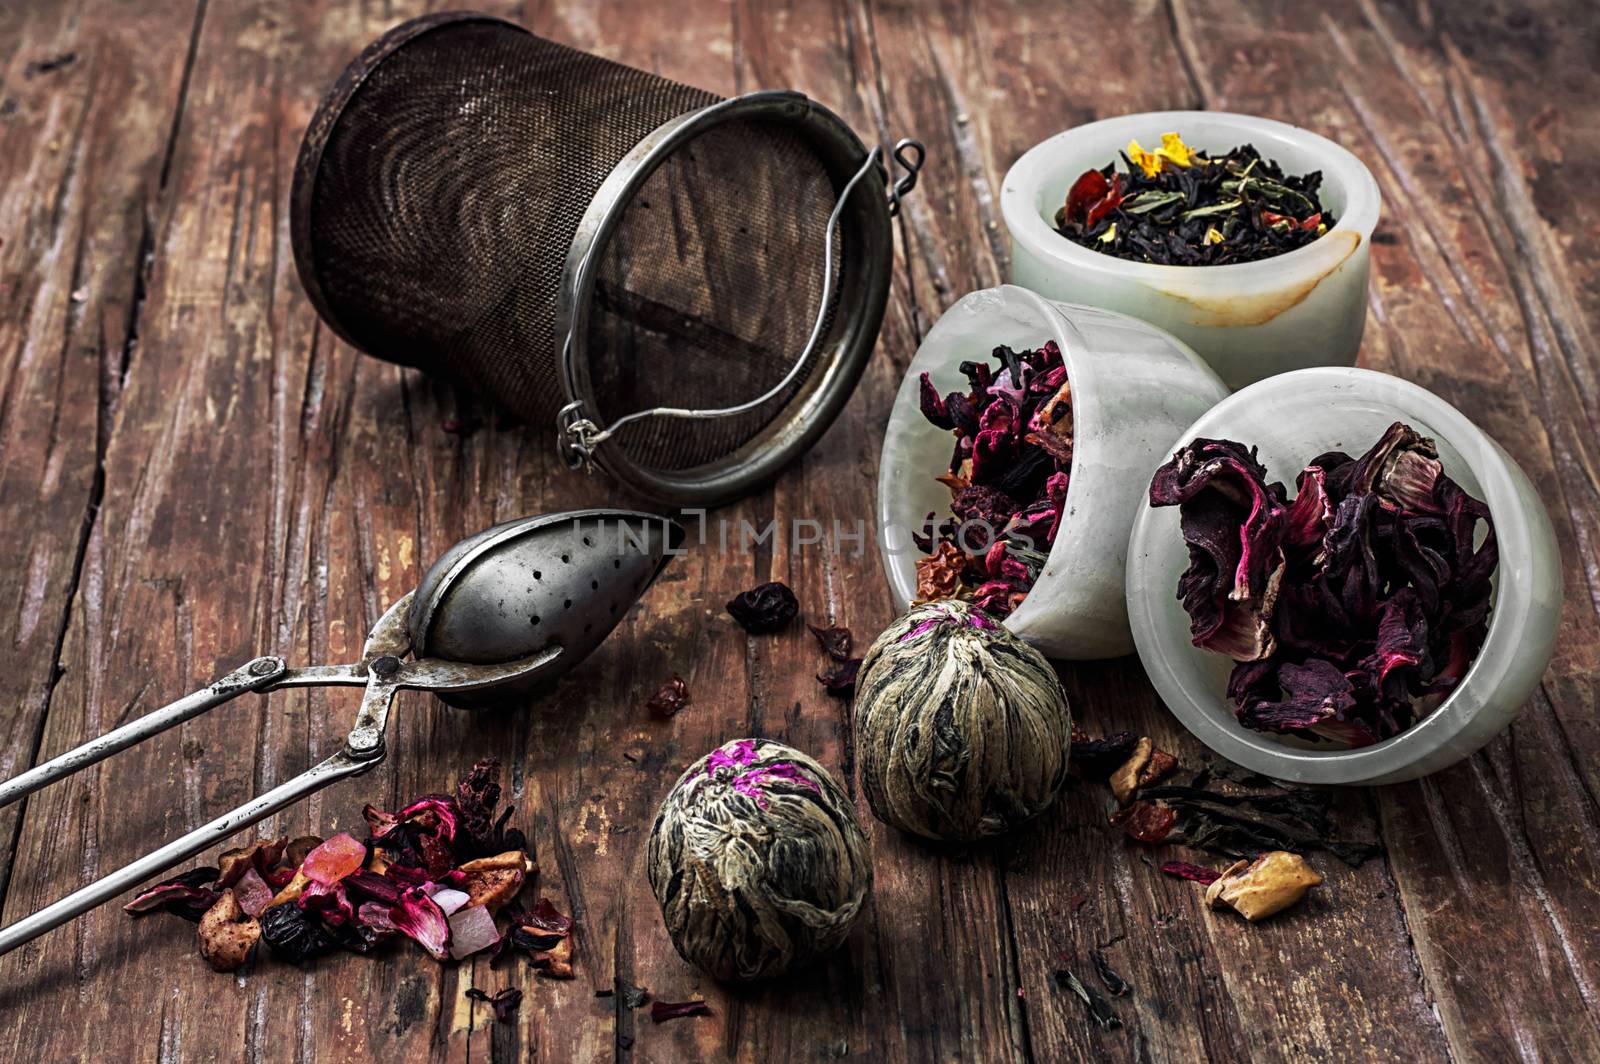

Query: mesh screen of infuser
left=304, top=17, right=843, bottom=474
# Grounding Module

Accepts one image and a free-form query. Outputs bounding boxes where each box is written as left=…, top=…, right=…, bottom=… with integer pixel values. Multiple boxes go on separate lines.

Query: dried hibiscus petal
left=124, top=867, right=220, bottom=921
left=390, top=886, right=451, bottom=961
left=1153, top=422, right=1495, bottom=746
left=645, top=673, right=691, bottom=719
left=807, top=624, right=853, bottom=661
left=1149, top=438, right=1288, bottom=661
left=817, top=658, right=862, bottom=697
left=650, top=999, right=712, bottom=1023
left=725, top=581, right=799, bottom=633
left=1159, top=861, right=1222, bottom=885
left=467, top=986, right=523, bottom=1023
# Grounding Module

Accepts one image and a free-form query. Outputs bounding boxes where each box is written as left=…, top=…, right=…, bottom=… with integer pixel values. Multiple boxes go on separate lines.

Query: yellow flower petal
left=1204, top=226, right=1224, bottom=245
left=1127, top=139, right=1163, bottom=179
left=1099, top=222, right=1117, bottom=243
left=1157, top=132, right=1197, bottom=169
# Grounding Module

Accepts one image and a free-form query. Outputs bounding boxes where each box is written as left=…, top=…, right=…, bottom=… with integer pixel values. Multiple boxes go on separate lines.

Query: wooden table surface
left=2, top=1, right=1598, bottom=1060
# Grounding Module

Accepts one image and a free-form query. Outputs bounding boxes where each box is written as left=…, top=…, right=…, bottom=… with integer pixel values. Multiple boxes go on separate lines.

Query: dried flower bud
left=1109, top=737, right=1153, bottom=804
left=198, top=888, right=261, bottom=971
left=1204, top=851, right=1322, bottom=922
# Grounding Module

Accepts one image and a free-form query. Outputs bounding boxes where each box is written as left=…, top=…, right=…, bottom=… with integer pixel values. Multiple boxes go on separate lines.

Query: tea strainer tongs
left=0, top=509, right=682, bottom=955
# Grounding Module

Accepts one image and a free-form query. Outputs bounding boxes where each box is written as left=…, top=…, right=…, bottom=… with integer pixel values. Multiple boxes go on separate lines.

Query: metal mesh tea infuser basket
left=291, top=11, right=923, bottom=506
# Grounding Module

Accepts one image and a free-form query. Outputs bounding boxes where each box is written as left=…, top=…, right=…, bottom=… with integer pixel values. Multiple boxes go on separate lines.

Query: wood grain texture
left=0, top=0, right=1596, bottom=1061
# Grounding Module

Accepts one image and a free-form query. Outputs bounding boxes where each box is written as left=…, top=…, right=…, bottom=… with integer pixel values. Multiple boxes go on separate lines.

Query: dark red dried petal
left=1064, top=168, right=1110, bottom=224
left=1159, top=861, right=1222, bottom=885
left=645, top=673, right=691, bottom=719
left=817, top=658, right=863, bottom=697
left=650, top=999, right=712, bottom=1023
left=1083, top=172, right=1126, bottom=228
left=467, top=986, right=523, bottom=1023
left=807, top=624, right=854, bottom=662
left=124, top=867, right=221, bottom=921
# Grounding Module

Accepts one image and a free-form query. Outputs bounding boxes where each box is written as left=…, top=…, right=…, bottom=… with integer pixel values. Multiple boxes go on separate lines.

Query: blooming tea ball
left=647, top=739, right=872, bottom=982
left=855, top=600, right=1072, bottom=842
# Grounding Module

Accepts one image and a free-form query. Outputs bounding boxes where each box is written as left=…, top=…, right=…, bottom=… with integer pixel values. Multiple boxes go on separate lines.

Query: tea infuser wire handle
left=0, top=750, right=376, bottom=957
left=559, top=136, right=927, bottom=469
left=887, top=138, right=925, bottom=217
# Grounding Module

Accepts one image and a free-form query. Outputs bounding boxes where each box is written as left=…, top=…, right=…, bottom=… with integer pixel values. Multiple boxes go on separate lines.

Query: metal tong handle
left=0, top=660, right=397, bottom=958
left=0, top=657, right=293, bottom=810
left=0, top=751, right=374, bottom=956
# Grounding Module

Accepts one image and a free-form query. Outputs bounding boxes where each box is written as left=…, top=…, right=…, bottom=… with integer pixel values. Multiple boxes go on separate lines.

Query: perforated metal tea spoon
left=0, top=509, right=683, bottom=955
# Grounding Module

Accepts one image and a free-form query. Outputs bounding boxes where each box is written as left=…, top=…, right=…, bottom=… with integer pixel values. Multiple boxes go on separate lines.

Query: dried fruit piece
left=725, top=581, right=799, bottom=633
left=260, top=902, right=336, bottom=964
left=1109, top=801, right=1176, bottom=843
left=645, top=674, right=691, bottom=719
left=234, top=868, right=274, bottom=919
left=1204, top=851, right=1322, bottom=922
left=301, top=833, right=367, bottom=886
left=1109, top=737, right=1154, bottom=804
left=216, top=837, right=287, bottom=889
left=1137, top=749, right=1178, bottom=788
left=448, top=905, right=501, bottom=960
left=460, top=867, right=524, bottom=914
left=198, top=889, right=260, bottom=972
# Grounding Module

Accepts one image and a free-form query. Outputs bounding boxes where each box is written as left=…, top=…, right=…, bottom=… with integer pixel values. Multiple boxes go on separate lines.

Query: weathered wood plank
left=0, top=0, right=1597, bottom=1061
left=0, top=0, right=203, bottom=912
left=870, top=2, right=1457, bottom=1059
left=1170, top=0, right=1600, bottom=1058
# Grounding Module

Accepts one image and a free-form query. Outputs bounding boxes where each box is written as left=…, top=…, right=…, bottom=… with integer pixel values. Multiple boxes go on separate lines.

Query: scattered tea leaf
left=1054, top=968, right=1121, bottom=1030
left=1091, top=949, right=1130, bottom=998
